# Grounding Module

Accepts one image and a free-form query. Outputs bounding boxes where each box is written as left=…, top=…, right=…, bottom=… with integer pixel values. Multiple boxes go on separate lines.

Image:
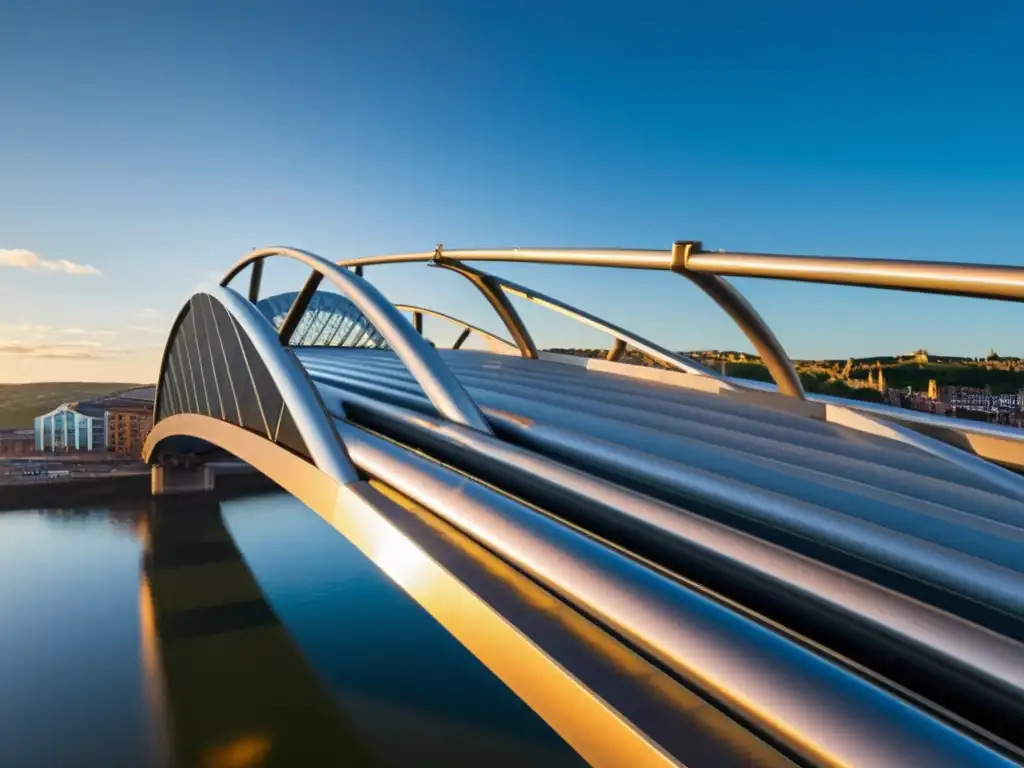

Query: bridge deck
left=147, top=244, right=1024, bottom=766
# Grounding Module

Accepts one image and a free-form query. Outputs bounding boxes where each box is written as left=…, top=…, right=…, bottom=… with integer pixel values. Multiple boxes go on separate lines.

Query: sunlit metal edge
left=439, top=261, right=730, bottom=384
left=338, top=244, right=1024, bottom=302
left=140, top=413, right=679, bottom=768
left=331, top=417, right=1017, bottom=768
left=318, top=385, right=1024, bottom=697
left=299, top=365, right=1024, bottom=619
left=221, top=246, right=492, bottom=434
left=212, top=286, right=357, bottom=484
left=393, top=304, right=518, bottom=351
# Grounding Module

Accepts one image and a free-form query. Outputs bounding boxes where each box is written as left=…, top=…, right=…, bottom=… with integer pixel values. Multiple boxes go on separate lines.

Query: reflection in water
left=0, top=506, right=150, bottom=768
left=140, top=496, right=373, bottom=767
left=1, top=493, right=582, bottom=767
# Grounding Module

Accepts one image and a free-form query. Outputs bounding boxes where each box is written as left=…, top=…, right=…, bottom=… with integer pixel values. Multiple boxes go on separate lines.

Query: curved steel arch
left=338, top=245, right=793, bottom=394
left=149, top=285, right=358, bottom=484
left=433, top=259, right=732, bottom=384
left=394, top=304, right=518, bottom=352
left=222, top=246, right=492, bottom=434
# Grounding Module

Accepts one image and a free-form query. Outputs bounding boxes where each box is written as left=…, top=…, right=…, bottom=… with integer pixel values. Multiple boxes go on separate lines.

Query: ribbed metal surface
left=298, top=348, right=1024, bottom=624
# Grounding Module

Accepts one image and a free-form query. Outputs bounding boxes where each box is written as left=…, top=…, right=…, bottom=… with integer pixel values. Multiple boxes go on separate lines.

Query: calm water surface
left=0, top=491, right=581, bottom=767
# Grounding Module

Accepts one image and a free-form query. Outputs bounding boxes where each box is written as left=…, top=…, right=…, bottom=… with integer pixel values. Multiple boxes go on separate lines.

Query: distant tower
left=867, top=369, right=876, bottom=388
left=927, top=379, right=938, bottom=399
left=841, top=358, right=853, bottom=379
left=876, top=363, right=886, bottom=393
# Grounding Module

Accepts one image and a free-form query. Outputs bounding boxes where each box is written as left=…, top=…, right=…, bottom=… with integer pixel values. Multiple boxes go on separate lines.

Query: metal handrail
left=435, top=259, right=732, bottom=383
left=221, top=246, right=492, bottom=434
left=340, top=243, right=1024, bottom=300
left=394, top=304, right=518, bottom=351
left=339, top=242, right=1024, bottom=399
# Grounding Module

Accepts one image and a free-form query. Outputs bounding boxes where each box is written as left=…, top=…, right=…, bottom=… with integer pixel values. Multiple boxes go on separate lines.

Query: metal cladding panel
left=232, top=313, right=284, bottom=439
left=155, top=293, right=315, bottom=462
left=203, top=297, right=242, bottom=427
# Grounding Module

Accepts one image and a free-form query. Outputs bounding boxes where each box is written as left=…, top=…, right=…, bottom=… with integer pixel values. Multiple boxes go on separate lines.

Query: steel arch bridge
left=143, top=242, right=1024, bottom=768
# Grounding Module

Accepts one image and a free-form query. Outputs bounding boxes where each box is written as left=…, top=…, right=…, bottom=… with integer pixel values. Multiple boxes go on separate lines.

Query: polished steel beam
left=318, top=385, right=1024, bottom=722
left=681, top=248, right=1024, bottom=302
left=432, top=259, right=539, bottom=359
left=331, top=416, right=1016, bottom=768
left=221, top=247, right=492, bottom=433
left=339, top=247, right=673, bottom=271
left=339, top=244, right=1024, bottom=302
left=394, top=305, right=517, bottom=351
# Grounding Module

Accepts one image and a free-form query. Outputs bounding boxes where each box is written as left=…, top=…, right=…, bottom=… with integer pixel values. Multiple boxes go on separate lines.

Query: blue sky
left=1, top=1, right=1023, bottom=382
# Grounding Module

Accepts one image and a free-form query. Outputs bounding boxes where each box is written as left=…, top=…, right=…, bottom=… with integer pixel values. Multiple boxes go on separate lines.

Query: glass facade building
left=34, top=404, right=106, bottom=453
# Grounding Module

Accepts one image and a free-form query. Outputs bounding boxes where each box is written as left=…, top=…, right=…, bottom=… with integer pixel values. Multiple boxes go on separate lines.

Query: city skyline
left=3, top=2, right=1024, bottom=383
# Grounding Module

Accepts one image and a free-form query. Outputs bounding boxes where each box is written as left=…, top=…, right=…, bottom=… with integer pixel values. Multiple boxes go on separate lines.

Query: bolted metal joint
left=670, top=241, right=704, bottom=272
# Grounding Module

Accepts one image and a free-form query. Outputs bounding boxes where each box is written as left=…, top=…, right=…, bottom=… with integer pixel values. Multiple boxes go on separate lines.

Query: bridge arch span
left=148, top=284, right=357, bottom=483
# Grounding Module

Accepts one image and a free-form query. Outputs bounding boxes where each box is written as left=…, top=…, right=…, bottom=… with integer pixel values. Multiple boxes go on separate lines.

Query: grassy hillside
left=0, top=382, right=143, bottom=429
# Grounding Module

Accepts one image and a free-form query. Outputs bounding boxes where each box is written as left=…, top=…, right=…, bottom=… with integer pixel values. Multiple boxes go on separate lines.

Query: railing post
left=671, top=241, right=806, bottom=400
left=432, top=259, right=539, bottom=359
left=607, top=338, right=627, bottom=361
left=279, top=271, right=324, bottom=345
left=452, top=327, right=472, bottom=350
left=248, top=257, right=264, bottom=303
left=413, top=311, right=423, bottom=335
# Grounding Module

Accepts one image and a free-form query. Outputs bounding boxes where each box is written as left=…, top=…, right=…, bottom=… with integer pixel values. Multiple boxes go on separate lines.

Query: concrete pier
left=151, top=464, right=214, bottom=496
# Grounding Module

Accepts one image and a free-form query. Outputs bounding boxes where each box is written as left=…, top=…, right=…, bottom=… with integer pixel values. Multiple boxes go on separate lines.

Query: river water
left=0, top=490, right=582, bottom=767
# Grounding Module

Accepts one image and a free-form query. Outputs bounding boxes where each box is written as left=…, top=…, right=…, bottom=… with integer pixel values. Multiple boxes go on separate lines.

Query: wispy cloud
left=0, top=248, right=101, bottom=276
left=0, top=341, right=110, bottom=359
left=61, top=328, right=120, bottom=337
left=136, top=308, right=161, bottom=319
left=127, top=325, right=164, bottom=334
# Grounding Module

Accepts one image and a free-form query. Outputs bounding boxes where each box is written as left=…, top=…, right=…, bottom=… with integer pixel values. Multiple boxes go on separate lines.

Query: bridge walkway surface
left=144, top=244, right=1024, bottom=768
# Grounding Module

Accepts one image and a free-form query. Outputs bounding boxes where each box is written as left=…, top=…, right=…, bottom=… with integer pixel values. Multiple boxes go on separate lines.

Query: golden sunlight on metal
left=145, top=414, right=677, bottom=767
left=201, top=734, right=272, bottom=768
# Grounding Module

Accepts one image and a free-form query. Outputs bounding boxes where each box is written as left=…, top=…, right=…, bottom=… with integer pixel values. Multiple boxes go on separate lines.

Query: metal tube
left=319, top=386, right=1024, bottom=716
left=220, top=247, right=492, bottom=434
left=300, top=361, right=1024, bottom=618
left=306, top=356, right=1024, bottom=540
left=334, top=244, right=1024, bottom=302
left=683, top=249, right=1024, bottom=302
left=332, top=418, right=1016, bottom=768
left=339, top=247, right=674, bottom=271
left=279, top=271, right=324, bottom=344
left=248, top=257, right=264, bottom=303
left=672, top=242, right=805, bottom=399
left=432, top=260, right=539, bottom=359
left=394, top=305, right=517, bottom=350
left=452, top=327, right=472, bottom=350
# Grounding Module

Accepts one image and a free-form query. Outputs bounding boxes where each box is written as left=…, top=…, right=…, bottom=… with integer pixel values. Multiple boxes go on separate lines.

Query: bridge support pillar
left=151, top=464, right=215, bottom=496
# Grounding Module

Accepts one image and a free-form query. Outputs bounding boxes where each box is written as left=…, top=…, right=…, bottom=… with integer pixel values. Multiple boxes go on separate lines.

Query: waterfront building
left=0, top=429, right=37, bottom=456
left=34, top=403, right=107, bottom=452
left=106, top=402, right=154, bottom=457
left=32, top=387, right=156, bottom=454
